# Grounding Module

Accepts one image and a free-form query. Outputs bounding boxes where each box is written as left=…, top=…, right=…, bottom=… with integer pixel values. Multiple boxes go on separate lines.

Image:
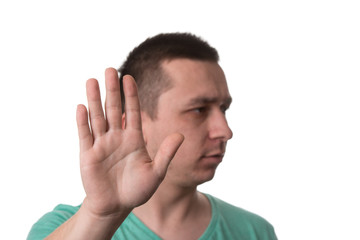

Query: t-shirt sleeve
left=27, top=204, right=80, bottom=240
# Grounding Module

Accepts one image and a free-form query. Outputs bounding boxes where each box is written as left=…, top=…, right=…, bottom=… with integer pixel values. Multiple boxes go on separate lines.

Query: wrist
left=81, top=197, right=132, bottom=225
left=57, top=198, right=132, bottom=240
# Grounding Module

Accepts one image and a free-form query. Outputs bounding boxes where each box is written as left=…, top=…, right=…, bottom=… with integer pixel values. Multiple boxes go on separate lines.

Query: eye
left=193, top=107, right=207, bottom=113
left=188, top=106, right=210, bottom=117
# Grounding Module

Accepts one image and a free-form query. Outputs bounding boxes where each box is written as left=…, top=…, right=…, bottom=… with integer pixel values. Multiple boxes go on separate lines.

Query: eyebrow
left=186, top=96, right=232, bottom=107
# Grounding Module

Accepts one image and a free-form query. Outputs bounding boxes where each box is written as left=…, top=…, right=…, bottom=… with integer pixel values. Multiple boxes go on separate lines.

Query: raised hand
left=76, top=68, right=184, bottom=218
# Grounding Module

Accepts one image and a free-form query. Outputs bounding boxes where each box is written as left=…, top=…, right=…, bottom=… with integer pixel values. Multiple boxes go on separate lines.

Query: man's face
left=142, top=58, right=233, bottom=187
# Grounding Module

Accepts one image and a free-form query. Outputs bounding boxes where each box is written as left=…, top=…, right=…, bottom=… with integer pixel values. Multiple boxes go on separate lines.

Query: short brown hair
left=118, top=32, right=219, bottom=119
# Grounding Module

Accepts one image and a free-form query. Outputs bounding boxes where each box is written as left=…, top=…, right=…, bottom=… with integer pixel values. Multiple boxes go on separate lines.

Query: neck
left=132, top=180, right=212, bottom=240
left=133, top=179, right=209, bottom=224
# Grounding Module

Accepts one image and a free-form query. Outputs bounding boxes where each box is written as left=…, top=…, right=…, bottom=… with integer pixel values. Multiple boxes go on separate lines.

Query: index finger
left=123, top=75, right=142, bottom=130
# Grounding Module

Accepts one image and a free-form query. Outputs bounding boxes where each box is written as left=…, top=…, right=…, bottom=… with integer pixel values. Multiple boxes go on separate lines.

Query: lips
left=204, top=153, right=224, bottom=158
left=203, top=151, right=225, bottom=158
left=201, top=153, right=224, bottom=164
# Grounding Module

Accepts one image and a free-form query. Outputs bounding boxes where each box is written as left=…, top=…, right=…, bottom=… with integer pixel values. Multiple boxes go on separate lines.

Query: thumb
left=152, top=133, right=184, bottom=179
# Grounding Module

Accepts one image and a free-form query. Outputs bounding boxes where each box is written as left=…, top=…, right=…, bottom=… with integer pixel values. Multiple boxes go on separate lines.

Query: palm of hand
left=76, top=68, right=183, bottom=217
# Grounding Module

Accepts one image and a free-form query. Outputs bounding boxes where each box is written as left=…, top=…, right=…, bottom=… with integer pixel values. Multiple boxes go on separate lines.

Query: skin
left=134, top=59, right=233, bottom=240
left=45, top=59, right=232, bottom=240
left=143, top=59, right=232, bottom=187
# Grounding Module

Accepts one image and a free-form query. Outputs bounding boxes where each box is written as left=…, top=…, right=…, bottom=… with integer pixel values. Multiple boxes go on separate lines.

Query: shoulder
left=206, top=194, right=277, bottom=240
left=208, top=195, right=269, bottom=224
left=27, top=204, right=80, bottom=240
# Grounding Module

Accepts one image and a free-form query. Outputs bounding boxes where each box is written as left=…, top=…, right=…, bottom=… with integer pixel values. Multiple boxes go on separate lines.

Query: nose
left=208, top=110, right=233, bottom=141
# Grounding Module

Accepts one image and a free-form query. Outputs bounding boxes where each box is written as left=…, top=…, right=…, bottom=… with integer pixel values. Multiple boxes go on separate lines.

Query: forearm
left=45, top=201, right=131, bottom=240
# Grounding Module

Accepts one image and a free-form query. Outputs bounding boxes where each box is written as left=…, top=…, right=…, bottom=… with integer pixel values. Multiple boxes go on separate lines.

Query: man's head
left=118, top=32, right=219, bottom=119
left=119, top=33, right=232, bottom=187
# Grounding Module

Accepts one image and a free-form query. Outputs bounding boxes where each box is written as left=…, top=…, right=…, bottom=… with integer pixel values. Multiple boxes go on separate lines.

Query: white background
left=1, top=0, right=359, bottom=239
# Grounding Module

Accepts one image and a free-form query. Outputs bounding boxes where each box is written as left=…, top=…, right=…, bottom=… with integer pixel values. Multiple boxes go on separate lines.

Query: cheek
left=176, top=127, right=208, bottom=158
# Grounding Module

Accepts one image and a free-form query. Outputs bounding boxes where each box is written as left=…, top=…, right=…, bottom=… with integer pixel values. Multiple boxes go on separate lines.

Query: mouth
left=201, top=154, right=224, bottom=164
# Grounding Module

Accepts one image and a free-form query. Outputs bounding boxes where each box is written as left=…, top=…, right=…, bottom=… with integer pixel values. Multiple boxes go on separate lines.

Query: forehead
left=160, top=59, right=230, bottom=103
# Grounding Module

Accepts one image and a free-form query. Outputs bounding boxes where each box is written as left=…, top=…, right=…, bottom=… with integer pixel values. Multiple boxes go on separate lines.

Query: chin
left=166, top=166, right=219, bottom=187
left=194, top=169, right=217, bottom=185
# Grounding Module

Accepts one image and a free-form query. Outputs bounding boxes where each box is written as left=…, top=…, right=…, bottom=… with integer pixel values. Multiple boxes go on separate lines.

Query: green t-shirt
left=28, top=194, right=277, bottom=239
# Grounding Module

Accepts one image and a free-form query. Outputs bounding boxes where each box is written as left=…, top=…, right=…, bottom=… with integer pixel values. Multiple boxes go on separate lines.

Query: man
left=28, top=33, right=277, bottom=239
